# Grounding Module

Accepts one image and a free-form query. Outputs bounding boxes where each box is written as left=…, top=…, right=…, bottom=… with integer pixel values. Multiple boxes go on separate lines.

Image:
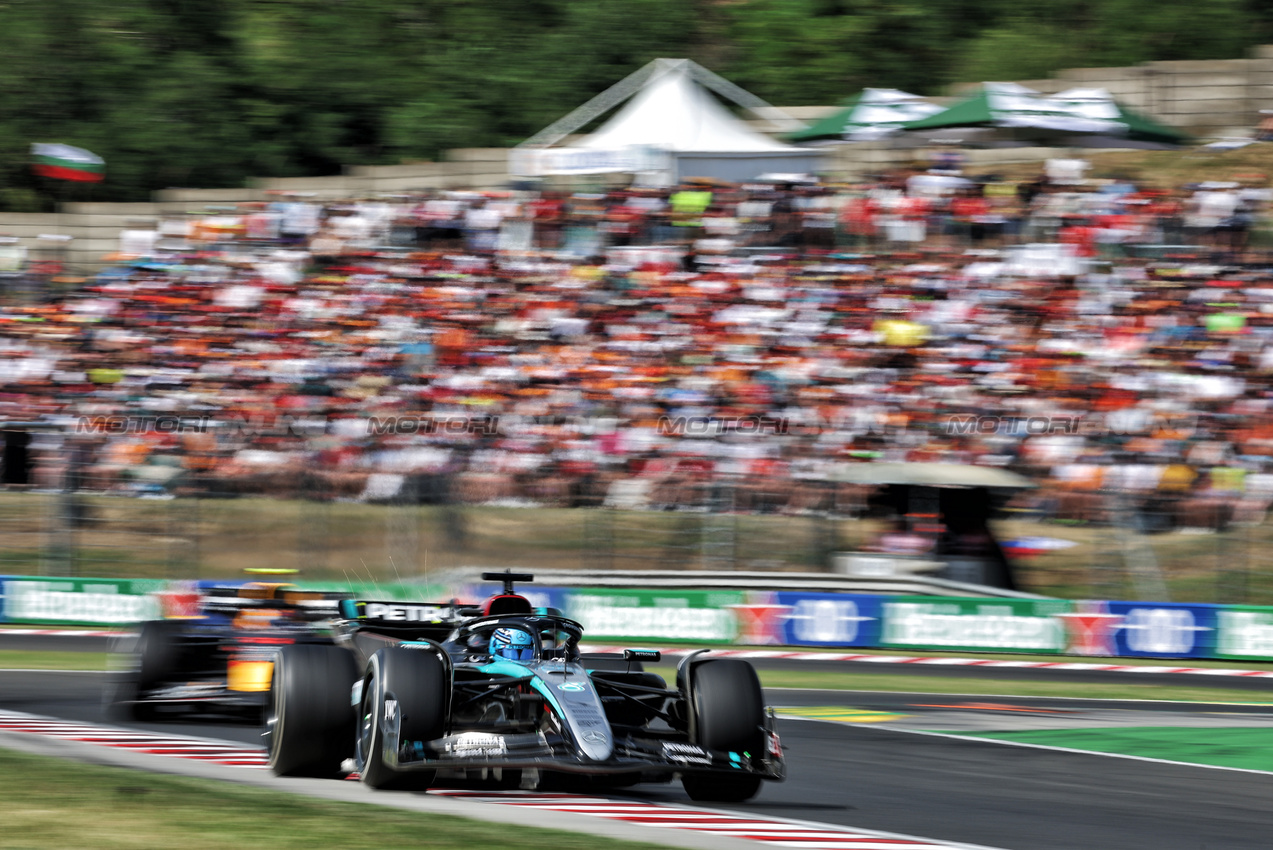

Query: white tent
left=512, top=59, right=822, bottom=185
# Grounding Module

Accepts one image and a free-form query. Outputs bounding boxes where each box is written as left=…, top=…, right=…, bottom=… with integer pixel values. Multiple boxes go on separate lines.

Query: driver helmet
left=489, top=627, right=535, bottom=662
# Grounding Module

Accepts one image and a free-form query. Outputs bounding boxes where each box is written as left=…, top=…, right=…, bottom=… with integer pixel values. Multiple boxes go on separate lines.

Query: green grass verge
left=0, top=650, right=108, bottom=671
left=0, top=748, right=676, bottom=850
left=950, top=727, right=1273, bottom=772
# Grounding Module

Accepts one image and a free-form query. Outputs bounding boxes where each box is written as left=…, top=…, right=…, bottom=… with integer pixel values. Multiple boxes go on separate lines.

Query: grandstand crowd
left=4, top=163, right=1273, bottom=532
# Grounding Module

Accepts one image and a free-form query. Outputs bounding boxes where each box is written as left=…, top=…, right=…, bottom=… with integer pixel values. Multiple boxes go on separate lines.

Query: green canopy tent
left=903, top=82, right=1190, bottom=149
left=905, top=82, right=1123, bottom=135
left=784, top=88, right=943, bottom=143
left=1049, top=87, right=1193, bottom=148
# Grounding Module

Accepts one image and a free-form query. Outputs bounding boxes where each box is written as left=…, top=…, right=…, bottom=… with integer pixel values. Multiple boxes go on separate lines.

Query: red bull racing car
left=107, top=577, right=350, bottom=721
left=266, top=572, right=786, bottom=802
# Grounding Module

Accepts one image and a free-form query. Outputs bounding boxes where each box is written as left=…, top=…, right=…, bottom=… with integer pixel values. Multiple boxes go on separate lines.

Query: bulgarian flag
left=31, top=143, right=105, bottom=182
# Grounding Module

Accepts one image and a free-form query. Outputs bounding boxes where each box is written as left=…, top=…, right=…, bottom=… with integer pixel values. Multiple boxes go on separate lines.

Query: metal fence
left=0, top=479, right=847, bottom=585
left=999, top=487, right=1273, bottom=606
left=2, top=480, right=1272, bottom=606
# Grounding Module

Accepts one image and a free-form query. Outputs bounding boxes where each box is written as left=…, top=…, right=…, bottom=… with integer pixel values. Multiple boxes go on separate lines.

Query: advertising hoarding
left=880, top=597, right=1073, bottom=654
left=0, top=577, right=164, bottom=625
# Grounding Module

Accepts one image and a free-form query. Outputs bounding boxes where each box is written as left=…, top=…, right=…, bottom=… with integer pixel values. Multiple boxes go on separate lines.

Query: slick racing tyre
left=267, top=644, right=359, bottom=777
left=134, top=619, right=182, bottom=692
left=681, top=659, right=765, bottom=803
left=107, top=619, right=182, bottom=721
left=357, top=647, right=448, bottom=790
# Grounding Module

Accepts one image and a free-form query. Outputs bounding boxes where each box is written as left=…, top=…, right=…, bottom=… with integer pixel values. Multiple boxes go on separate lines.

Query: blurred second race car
left=106, top=575, right=350, bottom=722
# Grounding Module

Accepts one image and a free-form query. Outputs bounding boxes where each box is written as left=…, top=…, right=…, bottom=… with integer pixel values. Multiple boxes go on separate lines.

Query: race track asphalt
left=4, top=666, right=1273, bottom=850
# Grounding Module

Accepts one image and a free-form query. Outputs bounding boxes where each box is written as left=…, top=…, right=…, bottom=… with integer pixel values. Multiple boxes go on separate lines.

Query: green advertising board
left=1, top=577, right=166, bottom=625
left=565, top=589, right=745, bottom=643
left=880, top=596, right=1074, bottom=654
left=1214, top=606, right=1273, bottom=659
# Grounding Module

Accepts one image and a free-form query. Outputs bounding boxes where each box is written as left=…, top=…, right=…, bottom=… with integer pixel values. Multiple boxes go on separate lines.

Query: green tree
left=1, top=0, right=1273, bottom=210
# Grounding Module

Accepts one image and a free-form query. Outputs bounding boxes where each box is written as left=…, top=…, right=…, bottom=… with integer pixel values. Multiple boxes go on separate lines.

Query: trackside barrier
left=463, top=582, right=1273, bottom=662
left=1105, top=601, right=1219, bottom=659
left=5, top=573, right=1273, bottom=662
left=879, top=597, right=1073, bottom=654
left=0, top=577, right=164, bottom=626
left=773, top=592, right=884, bottom=647
left=564, top=589, right=744, bottom=643
left=1215, top=606, right=1273, bottom=660
left=0, top=576, right=450, bottom=626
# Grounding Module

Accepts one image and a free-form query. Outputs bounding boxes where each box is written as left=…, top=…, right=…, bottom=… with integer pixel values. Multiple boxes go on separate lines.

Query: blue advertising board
left=774, top=592, right=884, bottom=648
left=1106, top=601, right=1219, bottom=659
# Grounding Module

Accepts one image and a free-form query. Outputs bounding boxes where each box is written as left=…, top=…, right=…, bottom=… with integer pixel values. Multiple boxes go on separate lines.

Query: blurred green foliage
left=0, top=0, right=1270, bottom=209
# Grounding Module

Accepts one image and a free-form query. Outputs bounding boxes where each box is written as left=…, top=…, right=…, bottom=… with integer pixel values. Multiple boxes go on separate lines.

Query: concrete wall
left=0, top=206, right=165, bottom=278
left=950, top=48, right=1273, bottom=135
left=0, top=151, right=517, bottom=276
left=256, top=149, right=512, bottom=197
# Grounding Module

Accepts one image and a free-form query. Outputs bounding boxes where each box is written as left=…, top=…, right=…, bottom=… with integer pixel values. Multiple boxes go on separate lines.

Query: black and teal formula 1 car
left=265, top=572, right=785, bottom=802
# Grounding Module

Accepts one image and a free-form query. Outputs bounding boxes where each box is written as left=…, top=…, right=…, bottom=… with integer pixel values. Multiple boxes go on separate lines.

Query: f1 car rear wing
left=198, top=586, right=352, bottom=620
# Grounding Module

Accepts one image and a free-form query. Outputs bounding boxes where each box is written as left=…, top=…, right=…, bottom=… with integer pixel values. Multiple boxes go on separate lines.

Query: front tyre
left=267, top=644, right=359, bottom=777
left=357, top=648, right=448, bottom=790
left=681, top=659, right=765, bottom=803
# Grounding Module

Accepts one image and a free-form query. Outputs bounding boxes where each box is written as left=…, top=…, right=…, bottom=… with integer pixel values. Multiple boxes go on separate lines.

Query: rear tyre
left=358, top=648, right=448, bottom=791
left=106, top=619, right=182, bottom=721
left=134, top=620, right=182, bottom=691
left=681, top=659, right=765, bottom=803
left=267, top=644, right=359, bottom=777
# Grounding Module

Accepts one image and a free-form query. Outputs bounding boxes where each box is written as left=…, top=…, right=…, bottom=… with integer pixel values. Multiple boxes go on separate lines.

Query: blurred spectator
left=0, top=172, right=1270, bottom=536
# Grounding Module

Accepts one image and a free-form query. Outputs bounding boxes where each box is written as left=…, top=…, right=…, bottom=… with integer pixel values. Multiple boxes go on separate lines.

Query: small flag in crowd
left=31, top=143, right=105, bottom=182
